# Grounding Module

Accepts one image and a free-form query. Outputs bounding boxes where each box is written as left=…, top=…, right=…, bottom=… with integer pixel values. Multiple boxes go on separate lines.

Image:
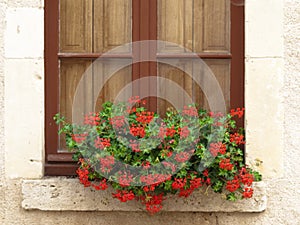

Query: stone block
left=4, top=7, right=43, bottom=58
left=245, top=0, right=284, bottom=57
left=22, top=178, right=267, bottom=212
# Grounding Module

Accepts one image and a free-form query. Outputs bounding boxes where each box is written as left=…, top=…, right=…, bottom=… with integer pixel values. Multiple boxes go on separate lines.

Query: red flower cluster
left=174, top=151, right=192, bottom=163
left=136, top=111, right=154, bottom=124
left=146, top=204, right=163, bottom=214
left=113, top=190, right=135, bottom=202
left=130, top=124, right=145, bottom=138
left=178, top=188, right=194, bottom=197
left=190, top=177, right=202, bottom=189
left=209, top=142, right=227, bottom=157
left=99, top=155, right=115, bottom=173
left=178, top=177, right=203, bottom=198
left=172, top=178, right=187, bottom=189
left=91, top=179, right=108, bottom=190
left=141, top=194, right=164, bottom=214
left=158, top=126, right=177, bottom=139
left=109, top=115, right=125, bottom=128
left=230, top=108, right=245, bottom=118
left=239, top=168, right=254, bottom=186
left=160, top=149, right=173, bottom=158
left=94, top=137, right=111, bottom=149
left=202, top=169, right=211, bottom=185
left=179, top=126, right=190, bottom=138
left=225, top=168, right=255, bottom=197
left=166, top=126, right=176, bottom=137
left=127, top=106, right=137, bottom=114
left=143, top=185, right=156, bottom=192
left=77, top=166, right=108, bottom=191
left=243, top=187, right=254, bottom=198
left=84, top=112, right=100, bottom=126
left=118, top=172, right=134, bottom=187
left=226, top=178, right=240, bottom=192
left=182, top=106, right=198, bottom=117
left=219, top=158, right=234, bottom=171
left=141, top=161, right=151, bottom=169
left=174, top=152, right=189, bottom=163
left=72, top=133, right=88, bottom=144
left=140, top=174, right=171, bottom=187
left=76, top=168, right=91, bottom=187
left=203, top=169, right=209, bottom=177
left=230, top=133, right=245, bottom=145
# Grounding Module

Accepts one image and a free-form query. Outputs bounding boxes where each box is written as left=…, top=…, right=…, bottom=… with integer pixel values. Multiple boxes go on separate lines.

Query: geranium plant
left=54, top=96, right=261, bottom=214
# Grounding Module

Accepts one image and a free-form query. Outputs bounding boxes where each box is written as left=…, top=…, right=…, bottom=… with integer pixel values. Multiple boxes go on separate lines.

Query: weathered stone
left=22, top=178, right=266, bottom=212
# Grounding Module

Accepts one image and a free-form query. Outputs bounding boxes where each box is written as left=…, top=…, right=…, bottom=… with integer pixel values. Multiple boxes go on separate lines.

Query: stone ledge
left=22, top=178, right=267, bottom=212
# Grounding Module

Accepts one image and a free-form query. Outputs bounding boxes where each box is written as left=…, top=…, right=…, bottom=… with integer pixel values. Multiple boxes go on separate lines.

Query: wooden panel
left=60, top=0, right=92, bottom=53
left=47, top=153, right=73, bottom=162
left=193, top=0, right=204, bottom=53
left=192, top=59, right=230, bottom=110
left=45, top=163, right=78, bottom=176
left=93, top=60, right=132, bottom=112
left=201, top=0, right=230, bottom=52
left=158, top=0, right=193, bottom=53
left=94, top=0, right=132, bottom=53
left=157, top=60, right=193, bottom=116
left=60, top=59, right=93, bottom=121
left=158, top=0, right=230, bottom=53
left=158, top=59, right=230, bottom=114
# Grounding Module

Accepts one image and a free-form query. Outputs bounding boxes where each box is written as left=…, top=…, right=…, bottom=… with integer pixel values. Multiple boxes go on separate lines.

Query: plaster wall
left=0, top=0, right=299, bottom=224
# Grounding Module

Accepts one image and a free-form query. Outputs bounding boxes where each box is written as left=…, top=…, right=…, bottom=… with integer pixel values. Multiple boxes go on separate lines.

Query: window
left=45, top=0, right=244, bottom=175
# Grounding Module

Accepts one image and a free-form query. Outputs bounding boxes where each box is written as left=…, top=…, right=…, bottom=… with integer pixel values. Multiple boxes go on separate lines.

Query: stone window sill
left=22, top=177, right=267, bottom=212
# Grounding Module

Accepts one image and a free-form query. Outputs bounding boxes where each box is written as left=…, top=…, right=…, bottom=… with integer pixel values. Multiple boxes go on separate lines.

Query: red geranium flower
left=94, top=137, right=111, bottom=149
left=243, top=187, right=254, bottom=198
left=209, top=142, right=226, bottom=157
left=219, top=158, right=234, bottom=171
left=226, top=178, right=240, bottom=192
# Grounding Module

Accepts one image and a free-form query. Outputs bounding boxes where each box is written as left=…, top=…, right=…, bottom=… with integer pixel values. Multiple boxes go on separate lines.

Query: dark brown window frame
left=44, top=0, right=244, bottom=176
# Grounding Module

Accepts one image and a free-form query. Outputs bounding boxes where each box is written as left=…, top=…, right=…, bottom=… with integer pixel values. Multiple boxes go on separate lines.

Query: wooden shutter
left=45, top=0, right=244, bottom=175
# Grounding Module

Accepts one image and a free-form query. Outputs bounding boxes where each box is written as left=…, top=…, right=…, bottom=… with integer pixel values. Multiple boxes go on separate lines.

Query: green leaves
left=226, top=192, right=238, bottom=201
left=212, top=180, right=224, bottom=193
left=251, top=170, right=262, bottom=182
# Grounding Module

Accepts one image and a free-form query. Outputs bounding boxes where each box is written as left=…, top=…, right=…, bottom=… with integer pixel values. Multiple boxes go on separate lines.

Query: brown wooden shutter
left=45, top=0, right=244, bottom=175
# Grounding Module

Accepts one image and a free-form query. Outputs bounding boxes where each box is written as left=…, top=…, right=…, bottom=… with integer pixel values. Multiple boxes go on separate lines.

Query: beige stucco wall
left=1, top=0, right=299, bottom=224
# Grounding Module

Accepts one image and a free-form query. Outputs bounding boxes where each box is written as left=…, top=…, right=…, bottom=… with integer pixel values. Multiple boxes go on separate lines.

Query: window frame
left=44, top=0, right=244, bottom=176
